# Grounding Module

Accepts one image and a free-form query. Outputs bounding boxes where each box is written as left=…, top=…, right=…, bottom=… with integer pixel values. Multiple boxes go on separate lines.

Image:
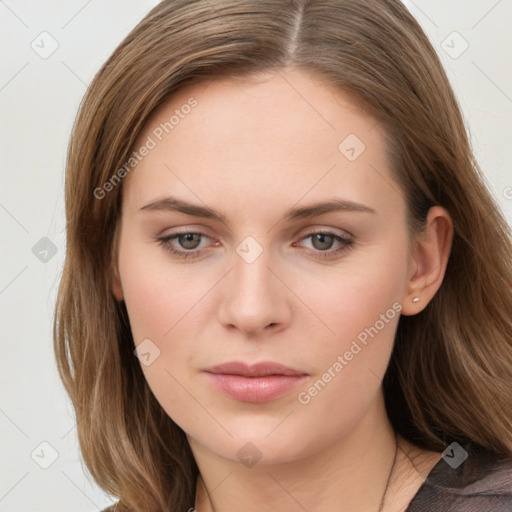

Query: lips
left=205, top=361, right=307, bottom=377
left=203, top=361, right=308, bottom=403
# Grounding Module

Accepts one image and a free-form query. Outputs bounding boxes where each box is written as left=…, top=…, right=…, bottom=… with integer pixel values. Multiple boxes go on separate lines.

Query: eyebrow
left=139, top=196, right=376, bottom=223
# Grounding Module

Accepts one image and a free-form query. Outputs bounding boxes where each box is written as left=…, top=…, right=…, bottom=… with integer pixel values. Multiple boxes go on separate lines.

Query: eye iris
left=179, top=233, right=201, bottom=249
left=174, top=233, right=340, bottom=252
left=312, top=234, right=333, bottom=250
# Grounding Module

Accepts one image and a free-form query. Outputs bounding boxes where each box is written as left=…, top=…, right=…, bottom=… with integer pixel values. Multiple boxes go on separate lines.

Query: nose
left=217, top=246, right=291, bottom=337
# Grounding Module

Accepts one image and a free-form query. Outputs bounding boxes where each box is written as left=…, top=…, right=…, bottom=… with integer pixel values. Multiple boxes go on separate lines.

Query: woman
left=53, top=0, right=512, bottom=510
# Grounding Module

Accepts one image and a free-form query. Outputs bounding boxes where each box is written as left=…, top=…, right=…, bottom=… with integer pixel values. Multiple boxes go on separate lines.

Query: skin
left=112, top=67, right=453, bottom=511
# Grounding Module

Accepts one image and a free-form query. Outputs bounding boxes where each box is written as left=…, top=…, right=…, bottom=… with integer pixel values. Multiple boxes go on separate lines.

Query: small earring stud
left=412, top=297, right=420, bottom=303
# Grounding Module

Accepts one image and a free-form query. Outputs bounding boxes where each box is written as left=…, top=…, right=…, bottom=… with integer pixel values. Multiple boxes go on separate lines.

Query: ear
left=111, top=263, right=124, bottom=301
left=401, top=206, right=453, bottom=316
left=107, top=234, right=124, bottom=301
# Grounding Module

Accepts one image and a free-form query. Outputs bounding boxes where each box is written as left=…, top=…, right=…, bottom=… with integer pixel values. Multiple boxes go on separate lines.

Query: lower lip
left=204, top=373, right=308, bottom=403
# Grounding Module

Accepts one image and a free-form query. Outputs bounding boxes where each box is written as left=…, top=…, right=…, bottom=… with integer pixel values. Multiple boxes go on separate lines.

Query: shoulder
left=407, top=441, right=512, bottom=512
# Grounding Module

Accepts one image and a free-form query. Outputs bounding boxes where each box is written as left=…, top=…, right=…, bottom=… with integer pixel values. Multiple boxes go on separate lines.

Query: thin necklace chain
left=378, top=431, right=400, bottom=512
left=199, top=432, right=401, bottom=512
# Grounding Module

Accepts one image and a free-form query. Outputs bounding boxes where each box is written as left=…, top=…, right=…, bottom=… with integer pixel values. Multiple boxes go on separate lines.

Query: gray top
left=405, top=441, right=512, bottom=511
left=101, top=441, right=512, bottom=511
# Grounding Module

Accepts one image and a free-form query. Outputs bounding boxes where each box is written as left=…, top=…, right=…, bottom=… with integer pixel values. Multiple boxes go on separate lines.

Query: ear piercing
left=412, top=297, right=420, bottom=303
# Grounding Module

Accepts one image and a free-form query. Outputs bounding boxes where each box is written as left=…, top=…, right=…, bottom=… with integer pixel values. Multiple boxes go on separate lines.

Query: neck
left=191, top=393, right=422, bottom=512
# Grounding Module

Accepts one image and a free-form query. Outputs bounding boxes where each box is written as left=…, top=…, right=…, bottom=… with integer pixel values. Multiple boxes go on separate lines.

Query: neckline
left=403, top=452, right=446, bottom=511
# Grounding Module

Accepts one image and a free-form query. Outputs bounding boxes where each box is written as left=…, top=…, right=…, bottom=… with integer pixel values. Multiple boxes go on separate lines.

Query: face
left=113, top=67, right=413, bottom=464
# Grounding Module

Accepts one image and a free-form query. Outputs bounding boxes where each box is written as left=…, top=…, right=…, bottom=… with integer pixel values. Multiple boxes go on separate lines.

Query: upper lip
left=204, top=361, right=308, bottom=377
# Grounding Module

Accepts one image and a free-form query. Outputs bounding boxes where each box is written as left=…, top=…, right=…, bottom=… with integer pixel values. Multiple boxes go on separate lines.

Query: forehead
left=142, top=67, right=376, bottom=149
left=122, top=68, right=400, bottom=220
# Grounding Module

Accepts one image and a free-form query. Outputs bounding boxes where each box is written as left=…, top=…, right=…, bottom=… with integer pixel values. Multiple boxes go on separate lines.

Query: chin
left=186, top=415, right=333, bottom=468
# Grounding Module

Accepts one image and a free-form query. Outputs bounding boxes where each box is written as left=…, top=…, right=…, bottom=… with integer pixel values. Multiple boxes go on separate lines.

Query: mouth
left=203, top=361, right=309, bottom=403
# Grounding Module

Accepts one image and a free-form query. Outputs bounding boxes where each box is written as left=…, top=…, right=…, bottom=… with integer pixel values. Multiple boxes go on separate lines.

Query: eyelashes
left=155, top=230, right=354, bottom=261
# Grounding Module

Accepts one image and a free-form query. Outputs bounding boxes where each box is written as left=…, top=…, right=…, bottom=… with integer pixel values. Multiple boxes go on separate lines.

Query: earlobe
left=401, top=206, right=453, bottom=316
left=109, top=228, right=124, bottom=301
left=111, top=263, right=124, bottom=301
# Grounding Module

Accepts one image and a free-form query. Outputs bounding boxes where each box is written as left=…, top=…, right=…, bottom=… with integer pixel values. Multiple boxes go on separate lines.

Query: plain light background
left=0, top=1, right=511, bottom=510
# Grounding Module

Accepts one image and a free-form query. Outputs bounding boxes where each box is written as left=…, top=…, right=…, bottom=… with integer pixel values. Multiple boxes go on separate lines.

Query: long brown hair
left=53, top=0, right=512, bottom=509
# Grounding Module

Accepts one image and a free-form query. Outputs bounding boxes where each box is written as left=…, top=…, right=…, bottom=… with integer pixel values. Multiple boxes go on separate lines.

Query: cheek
left=296, top=236, right=408, bottom=351
left=118, top=239, right=213, bottom=430
left=117, top=232, right=223, bottom=397
left=118, top=234, right=209, bottom=342
left=290, top=237, right=408, bottom=407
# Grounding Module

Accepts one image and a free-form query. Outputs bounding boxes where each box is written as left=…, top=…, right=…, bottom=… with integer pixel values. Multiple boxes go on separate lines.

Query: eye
left=295, top=231, right=354, bottom=259
left=155, top=229, right=354, bottom=260
left=156, top=231, right=212, bottom=259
